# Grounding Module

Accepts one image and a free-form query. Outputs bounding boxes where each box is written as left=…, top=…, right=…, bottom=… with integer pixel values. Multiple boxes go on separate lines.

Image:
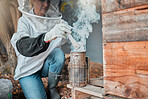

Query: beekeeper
left=11, top=0, right=71, bottom=99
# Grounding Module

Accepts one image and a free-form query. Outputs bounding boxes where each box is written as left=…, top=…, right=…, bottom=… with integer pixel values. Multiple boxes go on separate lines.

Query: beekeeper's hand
left=44, top=23, right=72, bottom=43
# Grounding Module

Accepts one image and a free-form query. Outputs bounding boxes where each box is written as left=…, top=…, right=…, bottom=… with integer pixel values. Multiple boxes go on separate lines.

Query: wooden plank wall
left=103, top=41, right=148, bottom=98
left=102, top=0, right=148, bottom=13
left=102, top=0, right=148, bottom=98
left=103, top=5, right=148, bottom=42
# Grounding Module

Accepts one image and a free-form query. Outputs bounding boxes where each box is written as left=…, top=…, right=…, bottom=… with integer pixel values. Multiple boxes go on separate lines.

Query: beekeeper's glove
left=44, top=23, right=72, bottom=43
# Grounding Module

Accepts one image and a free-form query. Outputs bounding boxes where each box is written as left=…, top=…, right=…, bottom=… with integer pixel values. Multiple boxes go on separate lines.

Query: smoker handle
left=86, top=56, right=90, bottom=83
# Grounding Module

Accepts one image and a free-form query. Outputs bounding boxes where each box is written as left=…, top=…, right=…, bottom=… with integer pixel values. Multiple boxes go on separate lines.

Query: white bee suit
left=11, top=0, right=67, bottom=80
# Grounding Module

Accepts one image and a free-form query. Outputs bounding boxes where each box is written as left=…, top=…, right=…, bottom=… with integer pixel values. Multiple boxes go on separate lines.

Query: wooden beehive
left=102, top=0, right=148, bottom=98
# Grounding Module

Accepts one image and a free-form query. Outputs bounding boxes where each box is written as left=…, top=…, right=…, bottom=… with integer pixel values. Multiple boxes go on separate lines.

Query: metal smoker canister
left=69, top=51, right=88, bottom=87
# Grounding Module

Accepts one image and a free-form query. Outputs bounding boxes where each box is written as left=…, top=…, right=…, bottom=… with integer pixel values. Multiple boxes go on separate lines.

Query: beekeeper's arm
left=11, top=17, right=71, bottom=57
left=11, top=17, right=50, bottom=57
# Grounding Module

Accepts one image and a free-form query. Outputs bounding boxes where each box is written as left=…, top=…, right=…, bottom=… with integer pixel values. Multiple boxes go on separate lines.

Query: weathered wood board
left=102, top=5, right=148, bottom=43
left=101, top=0, right=148, bottom=13
left=67, top=84, right=104, bottom=99
left=103, top=41, right=148, bottom=99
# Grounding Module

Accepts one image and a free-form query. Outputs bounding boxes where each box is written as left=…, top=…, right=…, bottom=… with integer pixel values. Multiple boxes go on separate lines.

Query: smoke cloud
left=71, top=0, right=100, bottom=51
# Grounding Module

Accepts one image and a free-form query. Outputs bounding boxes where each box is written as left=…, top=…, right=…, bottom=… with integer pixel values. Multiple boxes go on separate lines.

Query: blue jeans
left=19, top=48, right=65, bottom=99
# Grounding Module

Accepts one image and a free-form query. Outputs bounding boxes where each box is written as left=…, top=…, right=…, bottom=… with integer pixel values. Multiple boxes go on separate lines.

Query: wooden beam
left=89, top=78, right=104, bottom=87
left=67, top=84, right=104, bottom=98
left=101, top=0, right=148, bottom=13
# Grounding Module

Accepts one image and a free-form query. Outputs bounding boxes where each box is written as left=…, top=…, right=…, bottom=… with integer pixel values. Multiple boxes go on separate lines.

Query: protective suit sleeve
left=16, top=33, right=50, bottom=57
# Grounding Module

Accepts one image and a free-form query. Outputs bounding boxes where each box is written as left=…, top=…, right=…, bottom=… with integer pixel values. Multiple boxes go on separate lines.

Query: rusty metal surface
left=69, top=52, right=88, bottom=87
left=70, top=52, right=86, bottom=65
left=102, top=5, right=148, bottom=43
left=101, top=0, right=148, bottom=13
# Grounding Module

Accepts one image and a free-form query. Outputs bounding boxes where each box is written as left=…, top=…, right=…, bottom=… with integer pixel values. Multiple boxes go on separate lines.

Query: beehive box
left=103, top=41, right=148, bottom=98
left=102, top=0, right=148, bottom=98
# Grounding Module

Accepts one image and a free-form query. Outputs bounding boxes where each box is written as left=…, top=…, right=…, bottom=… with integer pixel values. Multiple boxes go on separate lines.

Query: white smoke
left=71, top=0, right=100, bottom=51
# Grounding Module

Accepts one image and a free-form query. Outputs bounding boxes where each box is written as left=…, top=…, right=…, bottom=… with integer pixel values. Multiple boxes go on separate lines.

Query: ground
left=0, top=55, right=71, bottom=99
left=0, top=54, right=103, bottom=99
left=0, top=73, right=71, bottom=99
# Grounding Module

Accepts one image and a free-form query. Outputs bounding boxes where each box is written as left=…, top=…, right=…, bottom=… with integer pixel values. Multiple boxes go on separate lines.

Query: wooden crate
left=102, top=5, right=148, bottom=43
left=103, top=41, right=148, bottom=99
left=101, top=0, right=148, bottom=13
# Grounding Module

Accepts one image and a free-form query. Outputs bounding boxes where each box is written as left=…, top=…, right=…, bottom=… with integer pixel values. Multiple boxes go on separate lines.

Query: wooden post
left=71, top=89, right=91, bottom=99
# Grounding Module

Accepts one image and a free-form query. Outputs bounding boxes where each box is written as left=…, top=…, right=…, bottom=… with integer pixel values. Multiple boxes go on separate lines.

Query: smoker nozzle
left=67, top=34, right=81, bottom=50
